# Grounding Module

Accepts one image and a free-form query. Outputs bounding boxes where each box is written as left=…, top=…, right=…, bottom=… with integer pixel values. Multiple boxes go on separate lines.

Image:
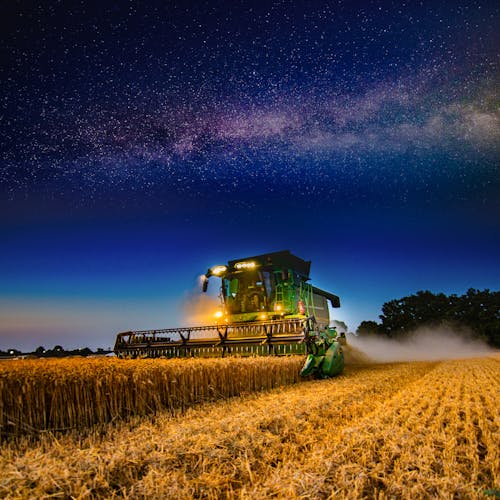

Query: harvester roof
left=227, top=250, right=311, bottom=278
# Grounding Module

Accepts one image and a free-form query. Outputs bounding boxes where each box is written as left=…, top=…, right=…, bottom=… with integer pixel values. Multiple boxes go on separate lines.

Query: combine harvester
left=114, top=250, right=346, bottom=377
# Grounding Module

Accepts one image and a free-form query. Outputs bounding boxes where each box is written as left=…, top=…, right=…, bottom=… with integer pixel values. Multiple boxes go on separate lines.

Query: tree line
left=357, top=288, right=500, bottom=347
left=0, top=346, right=112, bottom=358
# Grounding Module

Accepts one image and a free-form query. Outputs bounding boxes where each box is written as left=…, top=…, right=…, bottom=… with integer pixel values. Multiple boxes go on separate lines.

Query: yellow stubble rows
left=0, top=356, right=498, bottom=499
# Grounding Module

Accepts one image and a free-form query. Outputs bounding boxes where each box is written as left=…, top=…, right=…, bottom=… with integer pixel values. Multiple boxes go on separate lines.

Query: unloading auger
left=114, top=250, right=346, bottom=376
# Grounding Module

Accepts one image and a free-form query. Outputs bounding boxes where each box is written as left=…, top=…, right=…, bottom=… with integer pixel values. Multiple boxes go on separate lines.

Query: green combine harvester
left=114, top=250, right=345, bottom=377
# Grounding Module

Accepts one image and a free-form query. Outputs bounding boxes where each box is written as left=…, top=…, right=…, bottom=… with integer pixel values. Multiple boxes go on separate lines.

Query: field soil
left=1, top=356, right=498, bottom=499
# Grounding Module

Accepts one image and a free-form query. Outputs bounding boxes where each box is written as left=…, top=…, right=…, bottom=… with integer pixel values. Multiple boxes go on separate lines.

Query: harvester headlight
left=235, top=261, right=257, bottom=270
left=211, top=265, right=227, bottom=276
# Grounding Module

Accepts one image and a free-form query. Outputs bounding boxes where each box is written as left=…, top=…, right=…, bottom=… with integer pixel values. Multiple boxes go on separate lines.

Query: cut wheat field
left=1, top=355, right=499, bottom=499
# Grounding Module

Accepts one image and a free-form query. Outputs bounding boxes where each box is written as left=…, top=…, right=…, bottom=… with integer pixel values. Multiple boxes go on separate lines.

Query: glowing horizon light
left=214, top=310, right=224, bottom=319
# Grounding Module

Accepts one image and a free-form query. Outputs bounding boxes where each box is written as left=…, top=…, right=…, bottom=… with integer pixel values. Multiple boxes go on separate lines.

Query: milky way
left=1, top=1, right=498, bottom=212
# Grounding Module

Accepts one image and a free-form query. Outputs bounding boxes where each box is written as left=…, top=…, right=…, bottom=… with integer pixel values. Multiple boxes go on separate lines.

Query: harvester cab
left=114, top=250, right=345, bottom=377
left=202, top=250, right=339, bottom=326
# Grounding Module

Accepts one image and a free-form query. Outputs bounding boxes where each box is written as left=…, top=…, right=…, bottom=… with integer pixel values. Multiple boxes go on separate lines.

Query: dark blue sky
left=1, top=0, right=498, bottom=350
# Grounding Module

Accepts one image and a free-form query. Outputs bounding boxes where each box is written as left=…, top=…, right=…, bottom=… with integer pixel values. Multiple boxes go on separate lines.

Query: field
left=0, top=357, right=304, bottom=437
left=0, top=355, right=499, bottom=498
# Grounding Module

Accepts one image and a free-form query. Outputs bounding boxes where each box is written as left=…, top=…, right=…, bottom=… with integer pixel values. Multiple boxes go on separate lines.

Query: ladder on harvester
left=299, top=281, right=315, bottom=318
left=275, top=283, right=284, bottom=309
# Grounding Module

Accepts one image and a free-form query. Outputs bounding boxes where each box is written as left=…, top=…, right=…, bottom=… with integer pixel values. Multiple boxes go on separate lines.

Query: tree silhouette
left=360, top=289, right=499, bottom=347
left=356, top=321, right=381, bottom=336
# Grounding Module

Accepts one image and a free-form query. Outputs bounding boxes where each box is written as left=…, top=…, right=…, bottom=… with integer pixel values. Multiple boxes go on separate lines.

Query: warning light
left=234, top=261, right=257, bottom=270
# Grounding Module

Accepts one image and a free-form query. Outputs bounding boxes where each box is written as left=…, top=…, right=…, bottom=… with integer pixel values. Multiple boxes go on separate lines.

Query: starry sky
left=1, top=1, right=499, bottom=351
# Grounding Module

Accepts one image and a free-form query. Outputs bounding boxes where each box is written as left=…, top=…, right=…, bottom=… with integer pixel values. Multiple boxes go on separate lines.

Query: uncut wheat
left=0, top=356, right=303, bottom=438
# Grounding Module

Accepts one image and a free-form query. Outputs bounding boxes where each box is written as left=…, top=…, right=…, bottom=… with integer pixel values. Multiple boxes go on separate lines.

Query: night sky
left=1, top=1, right=498, bottom=351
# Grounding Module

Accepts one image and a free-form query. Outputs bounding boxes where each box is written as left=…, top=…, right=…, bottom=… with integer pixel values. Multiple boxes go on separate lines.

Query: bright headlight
left=235, top=261, right=256, bottom=270
left=211, top=265, right=227, bottom=276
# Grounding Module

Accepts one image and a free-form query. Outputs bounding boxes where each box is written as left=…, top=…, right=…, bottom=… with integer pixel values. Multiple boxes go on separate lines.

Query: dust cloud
left=181, top=292, right=221, bottom=326
left=342, top=344, right=374, bottom=365
left=345, top=326, right=495, bottom=363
